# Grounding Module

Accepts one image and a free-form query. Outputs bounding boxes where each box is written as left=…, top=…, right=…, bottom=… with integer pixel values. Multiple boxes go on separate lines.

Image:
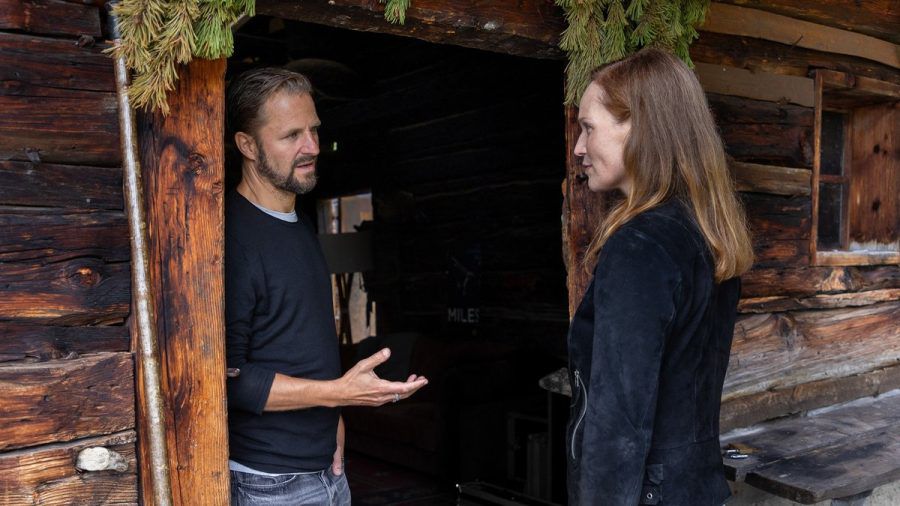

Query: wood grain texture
left=0, top=430, right=137, bottom=505
left=848, top=102, right=898, bottom=247
left=0, top=161, right=122, bottom=209
left=136, top=58, right=228, bottom=506
left=0, top=352, right=135, bottom=451
left=715, top=0, right=900, bottom=45
left=0, top=258, right=130, bottom=325
left=0, top=32, right=114, bottom=96
left=724, top=301, right=900, bottom=401
left=0, top=323, right=129, bottom=362
left=0, top=209, right=129, bottom=262
left=721, top=363, right=900, bottom=430
left=0, top=0, right=101, bottom=37
left=703, top=3, right=900, bottom=69
left=696, top=62, right=815, bottom=107
left=0, top=93, right=120, bottom=166
left=731, top=161, right=810, bottom=196
left=257, top=0, right=564, bottom=59
left=741, top=264, right=900, bottom=298
left=739, top=288, right=900, bottom=313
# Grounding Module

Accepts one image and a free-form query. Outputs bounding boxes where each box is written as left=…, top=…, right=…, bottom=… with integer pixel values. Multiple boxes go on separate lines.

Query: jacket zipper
left=571, top=369, right=587, bottom=460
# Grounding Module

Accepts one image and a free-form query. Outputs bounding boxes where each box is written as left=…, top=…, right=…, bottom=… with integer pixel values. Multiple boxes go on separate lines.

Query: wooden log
left=731, top=161, right=810, bottom=196
left=714, top=0, right=900, bottom=45
left=257, top=0, right=564, bottom=59
left=739, top=288, right=900, bottom=313
left=0, top=352, right=135, bottom=451
left=723, top=301, right=900, bottom=401
left=691, top=32, right=900, bottom=86
left=816, top=250, right=900, bottom=267
left=742, top=192, right=810, bottom=240
left=721, top=364, right=900, bottom=431
left=0, top=0, right=101, bottom=37
left=0, top=94, right=120, bottom=166
left=703, top=3, right=900, bottom=69
left=0, top=258, right=130, bottom=325
left=0, top=323, right=129, bottom=362
left=751, top=239, right=808, bottom=267
left=0, top=32, right=114, bottom=96
left=741, top=264, right=900, bottom=298
left=0, top=430, right=137, bottom=505
left=0, top=209, right=129, bottom=263
left=708, top=92, right=814, bottom=126
left=136, top=58, right=228, bottom=505
left=695, top=62, right=815, bottom=107
left=719, top=122, right=814, bottom=168
left=0, top=161, right=123, bottom=209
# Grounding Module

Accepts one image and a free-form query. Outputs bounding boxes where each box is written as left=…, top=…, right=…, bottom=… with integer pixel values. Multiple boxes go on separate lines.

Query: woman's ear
left=234, top=132, right=258, bottom=162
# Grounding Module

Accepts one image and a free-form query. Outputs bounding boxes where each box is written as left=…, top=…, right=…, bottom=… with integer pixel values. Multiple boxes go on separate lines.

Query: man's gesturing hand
left=337, top=348, right=428, bottom=406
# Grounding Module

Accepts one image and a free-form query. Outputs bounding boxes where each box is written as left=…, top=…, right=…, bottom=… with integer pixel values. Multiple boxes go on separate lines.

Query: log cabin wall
left=0, top=0, right=138, bottom=503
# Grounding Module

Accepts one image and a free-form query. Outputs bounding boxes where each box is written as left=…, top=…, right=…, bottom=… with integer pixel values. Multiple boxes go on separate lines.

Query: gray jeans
left=230, top=467, right=351, bottom=506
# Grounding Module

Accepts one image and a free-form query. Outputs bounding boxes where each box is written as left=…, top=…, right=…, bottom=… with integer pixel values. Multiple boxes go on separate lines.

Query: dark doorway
left=228, top=17, right=569, bottom=503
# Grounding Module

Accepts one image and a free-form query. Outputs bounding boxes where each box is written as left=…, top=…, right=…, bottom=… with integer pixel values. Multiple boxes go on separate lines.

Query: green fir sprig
left=556, top=0, right=709, bottom=105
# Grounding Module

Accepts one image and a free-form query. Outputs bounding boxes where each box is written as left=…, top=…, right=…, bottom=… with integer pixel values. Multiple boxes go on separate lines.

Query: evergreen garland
left=556, top=0, right=709, bottom=105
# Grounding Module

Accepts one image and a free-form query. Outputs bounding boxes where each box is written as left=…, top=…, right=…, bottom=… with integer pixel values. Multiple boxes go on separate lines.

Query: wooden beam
left=0, top=430, right=137, bottom=505
left=721, top=364, right=900, bottom=431
left=0, top=161, right=123, bottom=209
left=714, top=0, right=900, bottom=46
left=741, top=264, right=900, bottom=298
left=703, top=3, right=900, bottom=69
left=695, top=62, right=815, bottom=107
left=731, top=161, right=810, bottom=196
left=0, top=93, right=121, bottom=166
left=256, top=0, right=564, bottom=59
left=136, top=58, right=228, bottom=506
left=0, top=209, right=129, bottom=262
left=0, top=0, right=102, bottom=38
left=0, top=352, right=135, bottom=451
left=0, top=323, right=129, bottom=362
left=739, top=288, right=900, bottom=313
left=0, top=32, right=115, bottom=96
left=0, top=258, right=130, bottom=325
left=724, top=301, right=900, bottom=401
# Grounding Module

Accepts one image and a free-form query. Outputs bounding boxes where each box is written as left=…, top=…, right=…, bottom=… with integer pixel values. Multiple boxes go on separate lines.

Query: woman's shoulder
left=607, top=200, right=708, bottom=267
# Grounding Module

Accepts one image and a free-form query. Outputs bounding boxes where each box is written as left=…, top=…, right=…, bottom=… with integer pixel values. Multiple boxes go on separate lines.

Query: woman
left=566, top=48, right=753, bottom=506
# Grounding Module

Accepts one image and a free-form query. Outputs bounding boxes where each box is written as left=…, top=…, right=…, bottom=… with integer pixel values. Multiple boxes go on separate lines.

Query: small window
left=811, top=70, right=899, bottom=266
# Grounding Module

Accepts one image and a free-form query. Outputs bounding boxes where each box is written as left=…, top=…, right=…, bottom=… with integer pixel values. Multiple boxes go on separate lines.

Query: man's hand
left=336, top=348, right=428, bottom=406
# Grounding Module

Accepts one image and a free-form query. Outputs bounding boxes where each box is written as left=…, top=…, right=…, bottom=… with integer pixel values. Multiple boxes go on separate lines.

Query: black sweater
left=225, top=191, right=341, bottom=473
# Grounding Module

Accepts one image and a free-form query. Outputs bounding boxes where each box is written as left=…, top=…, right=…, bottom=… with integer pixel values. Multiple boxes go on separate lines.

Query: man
left=225, top=67, right=428, bottom=505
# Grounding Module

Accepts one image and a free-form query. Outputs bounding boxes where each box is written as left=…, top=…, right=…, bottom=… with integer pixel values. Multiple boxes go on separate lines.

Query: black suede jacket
left=567, top=199, right=740, bottom=506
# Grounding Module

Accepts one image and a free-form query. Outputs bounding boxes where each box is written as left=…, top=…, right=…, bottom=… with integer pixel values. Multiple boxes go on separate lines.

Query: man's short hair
left=226, top=67, right=313, bottom=139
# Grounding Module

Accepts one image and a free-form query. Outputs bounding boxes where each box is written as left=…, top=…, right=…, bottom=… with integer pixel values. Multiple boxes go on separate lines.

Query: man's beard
left=255, top=140, right=317, bottom=195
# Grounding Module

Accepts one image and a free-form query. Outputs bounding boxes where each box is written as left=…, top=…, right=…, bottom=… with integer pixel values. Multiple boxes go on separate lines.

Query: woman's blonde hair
left=583, top=48, right=753, bottom=282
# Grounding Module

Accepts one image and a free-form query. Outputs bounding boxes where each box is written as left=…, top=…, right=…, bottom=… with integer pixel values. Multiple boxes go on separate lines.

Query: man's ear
left=235, top=132, right=258, bottom=162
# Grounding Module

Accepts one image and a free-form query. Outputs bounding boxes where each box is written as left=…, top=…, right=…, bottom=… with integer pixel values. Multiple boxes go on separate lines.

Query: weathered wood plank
left=257, top=0, right=564, bottom=59
left=0, top=323, right=129, bottom=362
left=0, top=32, right=114, bottom=96
left=722, top=364, right=900, bottom=431
left=719, top=120, right=814, bottom=168
left=0, top=209, right=129, bottom=262
left=747, top=423, right=900, bottom=503
left=0, top=258, right=130, bottom=325
left=0, top=352, right=134, bottom=451
left=731, top=161, right=810, bottom=196
left=724, top=301, right=900, bottom=401
left=743, top=192, right=810, bottom=240
left=696, top=62, right=815, bottom=107
left=0, top=161, right=123, bottom=209
left=715, top=0, right=900, bottom=45
left=137, top=58, right=228, bottom=505
left=703, top=3, right=900, bottom=69
left=751, top=239, right=808, bottom=267
left=848, top=102, right=898, bottom=247
left=0, top=430, right=137, bottom=505
left=692, top=32, right=900, bottom=86
left=708, top=92, right=814, bottom=126
left=739, top=288, right=900, bottom=313
left=721, top=392, right=900, bottom=482
left=0, top=0, right=101, bottom=37
left=0, top=94, right=120, bottom=166
left=741, top=264, right=900, bottom=298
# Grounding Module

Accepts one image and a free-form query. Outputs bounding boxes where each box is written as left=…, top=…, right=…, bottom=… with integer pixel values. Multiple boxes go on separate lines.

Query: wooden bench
left=720, top=390, right=900, bottom=505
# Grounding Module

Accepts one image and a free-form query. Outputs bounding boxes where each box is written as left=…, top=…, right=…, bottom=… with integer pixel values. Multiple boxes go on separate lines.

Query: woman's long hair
left=582, top=48, right=754, bottom=282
